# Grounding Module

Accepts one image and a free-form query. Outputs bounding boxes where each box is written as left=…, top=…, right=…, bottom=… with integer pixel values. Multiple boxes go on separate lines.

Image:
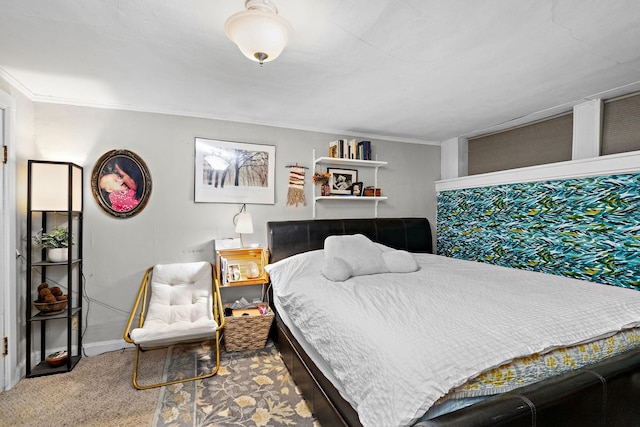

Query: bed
left=265, top=218, right=640, bottom=427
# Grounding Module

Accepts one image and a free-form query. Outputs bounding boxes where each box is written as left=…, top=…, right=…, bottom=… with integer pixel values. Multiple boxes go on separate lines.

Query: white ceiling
left=1, top=0, right=640, bottom=144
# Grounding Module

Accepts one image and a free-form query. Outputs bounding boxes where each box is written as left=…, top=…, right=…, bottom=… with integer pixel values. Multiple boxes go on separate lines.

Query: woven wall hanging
left=286, top=165, right=307, bottom=207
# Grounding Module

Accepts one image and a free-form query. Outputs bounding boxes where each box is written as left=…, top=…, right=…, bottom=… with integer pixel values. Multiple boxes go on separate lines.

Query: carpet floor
left=0, top=347, right=163, bottom=427
left=153, top=340, right=318, bottom=427
left=0, top=340, right=319, bottom=427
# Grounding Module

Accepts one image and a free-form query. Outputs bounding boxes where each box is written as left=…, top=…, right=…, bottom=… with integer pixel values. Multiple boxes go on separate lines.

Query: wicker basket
left=223, top=307, right=274, bottom=352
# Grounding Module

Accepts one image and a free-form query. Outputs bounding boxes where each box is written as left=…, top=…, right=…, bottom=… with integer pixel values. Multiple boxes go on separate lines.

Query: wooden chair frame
left=123, top=263, right=225, bottom=390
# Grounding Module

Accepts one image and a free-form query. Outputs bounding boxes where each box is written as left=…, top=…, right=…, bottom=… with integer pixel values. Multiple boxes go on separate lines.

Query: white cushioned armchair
left=123, top=261, right=225, bottom=389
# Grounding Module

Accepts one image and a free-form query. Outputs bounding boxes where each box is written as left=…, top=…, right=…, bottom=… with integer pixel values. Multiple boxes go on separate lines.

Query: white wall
left=14, top=101, right=439, bottom=350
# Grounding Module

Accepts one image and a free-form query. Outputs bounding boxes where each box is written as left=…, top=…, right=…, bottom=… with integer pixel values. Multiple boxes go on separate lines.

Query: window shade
left=602, top=92, right=640, bottom=155
left=468, top=113, right=573, bottom=175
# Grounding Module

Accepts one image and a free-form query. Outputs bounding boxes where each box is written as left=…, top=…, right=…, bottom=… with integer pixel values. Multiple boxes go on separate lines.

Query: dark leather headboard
left=267, top=218, right=433, bottom=263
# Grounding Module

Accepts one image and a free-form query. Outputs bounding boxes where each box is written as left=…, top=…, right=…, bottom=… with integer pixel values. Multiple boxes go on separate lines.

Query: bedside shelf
left=215, top=247, right=269, bottom=287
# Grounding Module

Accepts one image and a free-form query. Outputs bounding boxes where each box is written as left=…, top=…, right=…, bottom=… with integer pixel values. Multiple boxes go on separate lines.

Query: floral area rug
left=152, top=340, right=319, bottom=427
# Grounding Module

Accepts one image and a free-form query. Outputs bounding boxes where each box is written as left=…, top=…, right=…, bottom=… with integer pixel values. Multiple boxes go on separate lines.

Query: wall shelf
left=313, top=156, right=387, bottom=168
left=312, top=149, right=388, bottom=218
left=314, top=196, right=388, bottom=201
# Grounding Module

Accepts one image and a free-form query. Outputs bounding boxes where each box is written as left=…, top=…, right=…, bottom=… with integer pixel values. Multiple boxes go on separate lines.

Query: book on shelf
left=329, top=140, right=339, bottom=158
left=220, top=257, right=228, bottom=286
left=328, top=139, right=372, bottom=160
left=358, top=140, right=371, bottom=160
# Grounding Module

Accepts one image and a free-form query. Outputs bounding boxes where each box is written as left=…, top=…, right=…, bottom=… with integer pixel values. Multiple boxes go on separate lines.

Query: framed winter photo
left=194, top=138, right=276, bottom=204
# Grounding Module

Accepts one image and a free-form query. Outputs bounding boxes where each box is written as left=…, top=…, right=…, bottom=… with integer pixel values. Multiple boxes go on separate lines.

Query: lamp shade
left=225, top=0, right=292, bottom=64
left=235, top=211, right=254, bottom=234
left=29, top=161, right=82, bottom=211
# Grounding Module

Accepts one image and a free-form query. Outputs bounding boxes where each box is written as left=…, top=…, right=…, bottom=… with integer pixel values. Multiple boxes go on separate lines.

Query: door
left=0, top=104, right=6, bottom=391
left=0, top=88, right=16, bottom=391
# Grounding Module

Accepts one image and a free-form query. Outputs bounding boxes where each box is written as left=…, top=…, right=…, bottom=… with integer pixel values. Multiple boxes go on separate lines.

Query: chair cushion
left=130, top=261, right=218, bottom=348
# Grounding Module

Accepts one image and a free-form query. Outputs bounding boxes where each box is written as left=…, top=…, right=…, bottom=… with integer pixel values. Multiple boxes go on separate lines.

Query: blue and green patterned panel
left=437, top=172, right=640, bottom=290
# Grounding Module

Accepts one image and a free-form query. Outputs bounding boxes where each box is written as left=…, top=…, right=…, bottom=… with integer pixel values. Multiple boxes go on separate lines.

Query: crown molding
left=0, top=67, right=437, bottom=146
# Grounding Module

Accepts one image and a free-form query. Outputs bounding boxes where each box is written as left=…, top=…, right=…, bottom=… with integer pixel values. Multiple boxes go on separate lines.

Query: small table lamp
left=234, top=204, right=253, bottom=247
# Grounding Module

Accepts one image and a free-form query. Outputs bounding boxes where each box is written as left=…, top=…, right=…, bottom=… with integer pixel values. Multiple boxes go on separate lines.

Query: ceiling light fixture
left=224, top=0, right=292, bottom=65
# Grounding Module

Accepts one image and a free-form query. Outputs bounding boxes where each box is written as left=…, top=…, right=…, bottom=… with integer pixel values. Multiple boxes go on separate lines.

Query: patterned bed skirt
left=443, top=327, right=640, bottom=401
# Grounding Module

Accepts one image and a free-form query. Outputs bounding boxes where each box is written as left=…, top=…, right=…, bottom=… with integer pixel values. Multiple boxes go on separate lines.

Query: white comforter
left=266, top=250, right=640, bottom=427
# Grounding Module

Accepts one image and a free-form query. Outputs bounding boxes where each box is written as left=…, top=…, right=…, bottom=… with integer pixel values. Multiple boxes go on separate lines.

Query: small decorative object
left=33, top=299, right=68, bottom=315
left=246, top=261, right=260, bottom=279
left=46, top=350, right=68, bottom=367
left=227, top=264, right=242, bottom=282
left=312, top=171, right=331, bottom=184
left=33, top=226, right=71, bottom=262
left=34, top=282, right=68, bottom=314
left=47, top=248, right=67, bottom=263
left=286, top=165, right=307, bottom=207
left=364, top=187, right=382, bottom=197
left=312, top=171, right=332, bottom=196
left=352, top=182, right=363, bottom=196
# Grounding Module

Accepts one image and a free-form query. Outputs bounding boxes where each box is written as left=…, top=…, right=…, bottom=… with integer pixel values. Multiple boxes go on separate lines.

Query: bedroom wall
left=11, top=98, right=440, bottom=352
left=437, top=172, right=640, bottom=290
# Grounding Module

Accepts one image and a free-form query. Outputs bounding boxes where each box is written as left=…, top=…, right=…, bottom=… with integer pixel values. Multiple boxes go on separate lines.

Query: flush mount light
left=224, top=0, right=292, bottom=65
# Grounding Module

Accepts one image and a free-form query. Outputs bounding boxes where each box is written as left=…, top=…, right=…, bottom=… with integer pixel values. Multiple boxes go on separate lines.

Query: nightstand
left=214, top=247, right=273, bottom=351
left=215, top=247, right=269, bottom=288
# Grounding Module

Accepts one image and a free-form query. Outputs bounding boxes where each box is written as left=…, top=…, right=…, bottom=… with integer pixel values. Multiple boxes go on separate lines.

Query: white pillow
left=321, top=234, right=421, bottom=281
left=321, top=257, right=353, bottom=282
left=265, top=250, right=325, bottom=293
left=323, top=234, right=388, bottom=278
left=382, top=250, right=419, bottom=273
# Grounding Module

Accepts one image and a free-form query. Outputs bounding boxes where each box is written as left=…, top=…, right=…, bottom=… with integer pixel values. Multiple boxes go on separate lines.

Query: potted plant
left=33, top=226, right=71, bottom=262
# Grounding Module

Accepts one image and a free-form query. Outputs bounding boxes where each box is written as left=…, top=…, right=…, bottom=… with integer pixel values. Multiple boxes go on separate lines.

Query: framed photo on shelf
left=227, top=264, right=242, bottom=282
left=194, top=137, right=276, bottom=204
left=327, top=168, right=357, bottom=195
left=351, top=182, right=364, bottom=196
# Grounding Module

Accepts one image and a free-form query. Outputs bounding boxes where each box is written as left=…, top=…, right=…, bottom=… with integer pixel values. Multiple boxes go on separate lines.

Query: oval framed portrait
left=91, top=149, right=152, bottom=218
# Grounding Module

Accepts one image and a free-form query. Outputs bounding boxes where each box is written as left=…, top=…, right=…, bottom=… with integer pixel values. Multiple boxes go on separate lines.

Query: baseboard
left=82, top=339, right=135, bottom=357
